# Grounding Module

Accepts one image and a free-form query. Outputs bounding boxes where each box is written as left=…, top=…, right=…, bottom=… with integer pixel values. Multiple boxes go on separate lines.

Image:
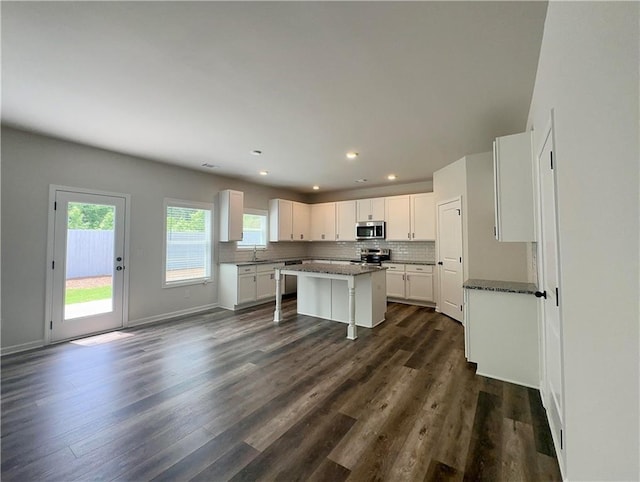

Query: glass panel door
left=51, top=191, right=126, bottom=342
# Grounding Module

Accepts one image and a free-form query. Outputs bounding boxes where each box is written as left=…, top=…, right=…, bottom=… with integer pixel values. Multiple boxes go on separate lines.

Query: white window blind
left=164, top=200, right=212, bottom=285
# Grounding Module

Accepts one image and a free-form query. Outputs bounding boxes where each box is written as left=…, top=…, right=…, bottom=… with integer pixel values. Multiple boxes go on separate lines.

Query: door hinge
left=550, top=151, right=554, bottom=170
left=556, top=287, right=559, bottom=306
left=52, top=260, right=55, bottom=269
left=50, top=321, right=53, bottom=330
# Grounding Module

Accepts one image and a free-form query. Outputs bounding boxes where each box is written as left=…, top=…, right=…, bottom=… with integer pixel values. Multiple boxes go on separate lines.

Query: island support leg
left=274, top=269, right=282, bottom=324
left=347, top=277, right=357, bottom=340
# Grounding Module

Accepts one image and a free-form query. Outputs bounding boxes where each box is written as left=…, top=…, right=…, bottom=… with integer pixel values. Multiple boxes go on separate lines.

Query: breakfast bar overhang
left=273, top=263, right=387, bottom=340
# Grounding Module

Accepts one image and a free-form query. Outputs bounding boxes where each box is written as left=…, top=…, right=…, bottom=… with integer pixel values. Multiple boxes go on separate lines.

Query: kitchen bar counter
left=273, top=263, right=387, bottom=340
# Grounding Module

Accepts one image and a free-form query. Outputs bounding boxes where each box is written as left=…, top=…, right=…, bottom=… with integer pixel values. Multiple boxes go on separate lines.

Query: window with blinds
left=164, top=199, right=213, bottom=286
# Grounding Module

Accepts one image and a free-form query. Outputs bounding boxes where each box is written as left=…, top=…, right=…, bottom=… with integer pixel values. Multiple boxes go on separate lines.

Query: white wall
left=433, top=152, right=529, bottom=284
left=0, top=127, right=305, bottom=352
left=526, top=2, right=639, bottom=480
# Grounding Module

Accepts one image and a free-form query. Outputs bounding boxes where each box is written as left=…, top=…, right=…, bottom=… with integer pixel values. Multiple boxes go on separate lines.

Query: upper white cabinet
left=493, top=131, right=535, bottom=242
left=310, top=202, right=336, bottom=241
left=385, top=195, right=412, bottom=241
left=292, top=201, right=310, bottom=241
left=385, top=193, right=435, bottom=241
left=269, top=199, right=310, bottom=241
left=356, top=197, right=385, bottom=222
left=269, top=199, right=294, bottom=241
left=335, top=201, right=357, bottom=241
left=411, top=192, right=435, bottom=240
left=219, top=189, right=244, bottom=242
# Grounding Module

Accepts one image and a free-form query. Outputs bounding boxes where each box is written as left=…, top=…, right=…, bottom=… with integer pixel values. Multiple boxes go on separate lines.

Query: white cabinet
left=219, top=190, right=244, bottom=242
left=335, top=201, right=357, bottom=241
left=292, top=201, right=310, bottom=241
left=493, top=131, right=535, bottom=242
left=410, top=192, right=435, bottom=240
left=356, top=197, right=385, bottom=222
left=310, top=202, right=336, bottom=241
left=385, top=193, right=435, bottom=241
left=464, top=287, right=538, bottom=387
left=269, top=199, right=310, bottom=241
left=219, top=263, right=284, bottom=309
left=269, top=199, right=293, bottom=241
left=384, top=264, right=407, bottom=298
left=405, top=265, right=434, bottom=303
left=385, top=196, right=412, bottom=241
left=382, top=263, right=434, bottom=304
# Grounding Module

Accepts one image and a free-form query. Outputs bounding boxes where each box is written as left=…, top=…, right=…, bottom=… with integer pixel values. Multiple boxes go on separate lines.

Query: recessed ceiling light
left=259, top=170, right=269, bottom=176
left=252, top=150, right=263, bottom=156
left=355, top=178, right=368, bottom=183
left=201, top=163, right=218, bottom=169
left=346, top=151, right=359, bottom=160
left=387, top=174, right=397, bottom=180
left=312, top=185, right=320, bottom=190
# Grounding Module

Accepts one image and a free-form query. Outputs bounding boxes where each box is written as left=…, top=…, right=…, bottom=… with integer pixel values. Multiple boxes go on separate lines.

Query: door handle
left=116, top=256, right=122, bottom=262
left=116, top=266, right=123, bottom=271
left=437, top=261, right=443, bottom=265
left=535, top=290, right=547, bottom=299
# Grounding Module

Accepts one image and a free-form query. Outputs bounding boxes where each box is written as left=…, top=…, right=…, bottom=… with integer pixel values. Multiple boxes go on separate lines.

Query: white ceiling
left=1, top=1, right=547, bottom=193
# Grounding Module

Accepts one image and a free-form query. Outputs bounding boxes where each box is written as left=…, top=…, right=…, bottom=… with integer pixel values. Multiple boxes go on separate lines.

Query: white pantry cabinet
left=356, top=198, right=385, bottom=222
left=310, top=202, right=336, bottom=241
left=335, top=201, right=357, bottom=241
left=219, top=189, right=244, bottom=242
left=219, top=262, right=285, bottom=309
left=493, top=131, right=535, bottom=242
left=269, top=199, right=310, bottom=241
left=382, top=263, right=434, bottom=304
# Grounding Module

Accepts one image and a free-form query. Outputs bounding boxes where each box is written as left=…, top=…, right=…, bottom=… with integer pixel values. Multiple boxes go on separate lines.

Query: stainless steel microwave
left=355, top=221, right=385, bottom=240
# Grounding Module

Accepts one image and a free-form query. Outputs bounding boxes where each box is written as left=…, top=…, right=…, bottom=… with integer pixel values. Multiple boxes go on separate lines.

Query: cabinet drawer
left=406, top=265, right=433, bottom=274
left=382, top=263, right=405, bottom=271
left=238, top=266, right=256, bottom=275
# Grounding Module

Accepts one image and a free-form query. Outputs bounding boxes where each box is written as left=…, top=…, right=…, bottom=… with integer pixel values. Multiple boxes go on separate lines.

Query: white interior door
left=50, top=190, right=127, bottom=342
left=437, top=198, right=463, bottom=322
left=537, top=124, right=565, bottom=456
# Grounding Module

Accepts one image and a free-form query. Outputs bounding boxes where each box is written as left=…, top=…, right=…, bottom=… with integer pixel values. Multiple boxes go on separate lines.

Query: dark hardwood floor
left=1, top=299, right=561, bottom=481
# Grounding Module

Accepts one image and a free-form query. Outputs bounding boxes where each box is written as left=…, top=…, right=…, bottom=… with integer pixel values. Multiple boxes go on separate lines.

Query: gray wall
left=308, top=180, right=433, bottom=203
left=526, top=2, right=639, bottom=479
left=1, top=127, right=304, bottom=351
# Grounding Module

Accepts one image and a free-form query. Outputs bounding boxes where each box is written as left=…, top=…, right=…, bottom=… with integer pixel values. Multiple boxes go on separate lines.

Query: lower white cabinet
left=219, top=262, right=285, bottom=310
left=382, top=263, right=434, bottom=304
left=464, top=287, right=538, bottom=387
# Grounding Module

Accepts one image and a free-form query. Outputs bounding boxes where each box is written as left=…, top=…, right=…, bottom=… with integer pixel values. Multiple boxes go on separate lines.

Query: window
left=237, top=209, right=268, bottom=249
left=163, top=199, right=213, bottom=286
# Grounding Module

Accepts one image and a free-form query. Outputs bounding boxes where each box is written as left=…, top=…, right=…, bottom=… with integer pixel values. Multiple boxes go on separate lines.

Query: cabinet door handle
left=402, top=274, right=405, bottom=281
left=407, top=233, right=410, bottom=239
left=412, top=233, right=415, bottom=239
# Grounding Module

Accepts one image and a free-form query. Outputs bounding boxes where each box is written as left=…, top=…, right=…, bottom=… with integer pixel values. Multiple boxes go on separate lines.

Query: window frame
left=236, top=208, right=269, bottom=250
left=162, top=198, right=214, bottom=288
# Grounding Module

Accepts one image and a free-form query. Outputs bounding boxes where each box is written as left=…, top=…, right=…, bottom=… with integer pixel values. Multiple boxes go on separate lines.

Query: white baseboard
left=127, top=303, right=219, bottom=327
left=1, top=339, right=44, bottom=356
left=475, top=369, right=540, bottom=390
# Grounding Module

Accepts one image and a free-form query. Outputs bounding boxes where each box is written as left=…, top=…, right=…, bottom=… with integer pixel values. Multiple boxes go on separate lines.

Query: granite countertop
left=463, top=278, right=538, bottom=295
left=230, top=257, right=352, bottom=266
left=280, top=262, right=386, bottom=276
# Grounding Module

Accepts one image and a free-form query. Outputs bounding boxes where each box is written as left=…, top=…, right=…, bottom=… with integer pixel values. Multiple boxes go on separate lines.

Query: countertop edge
left=463, top=278, right=538, bottom=295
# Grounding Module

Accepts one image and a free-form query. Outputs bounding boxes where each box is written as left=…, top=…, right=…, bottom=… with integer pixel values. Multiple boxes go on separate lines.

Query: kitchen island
left=273, top=263, right=387, bottom=340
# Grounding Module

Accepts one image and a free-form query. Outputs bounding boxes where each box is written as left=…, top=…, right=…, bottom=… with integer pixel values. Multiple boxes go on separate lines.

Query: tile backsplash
left=218, top=240, right=435, bottom=263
